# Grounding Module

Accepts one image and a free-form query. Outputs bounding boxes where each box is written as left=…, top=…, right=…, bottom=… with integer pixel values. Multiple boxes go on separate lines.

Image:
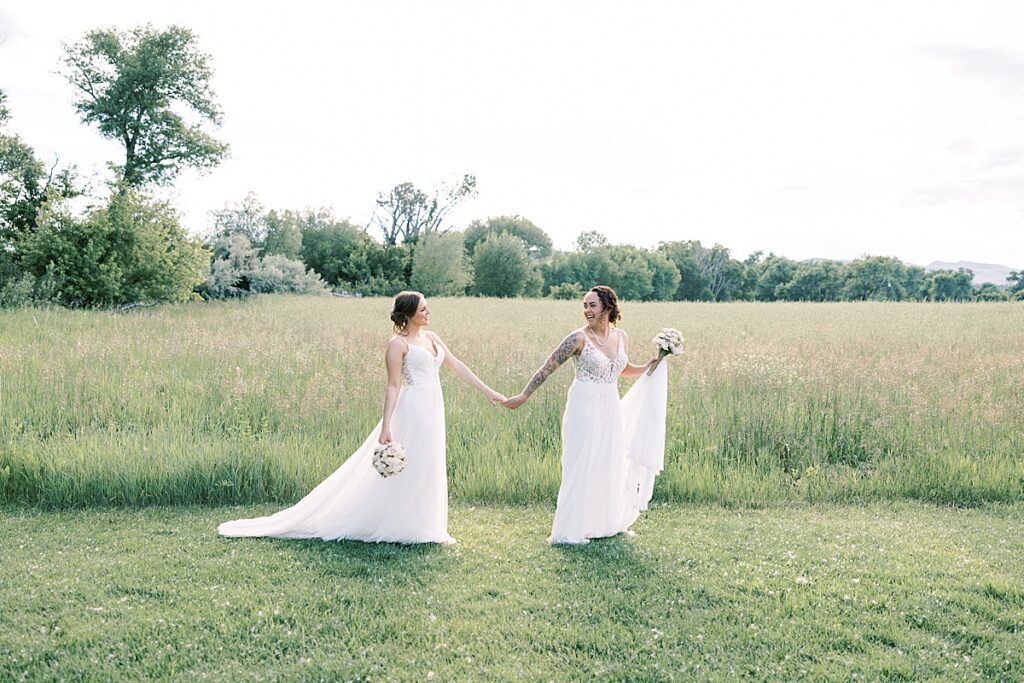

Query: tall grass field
left=1, top=296, right=1022, bottom=508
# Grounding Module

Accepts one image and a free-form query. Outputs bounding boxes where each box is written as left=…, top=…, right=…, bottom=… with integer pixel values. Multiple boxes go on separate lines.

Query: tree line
left=2, top=24, right=1022, bottom=308
left=192, top=200, right=1024, bottom=303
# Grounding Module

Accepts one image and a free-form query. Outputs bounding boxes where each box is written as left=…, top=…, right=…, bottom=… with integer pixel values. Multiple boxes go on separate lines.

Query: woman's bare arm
left=430, top=332, right=505, bottom=404
left=619, top=329, right=658, bottom=378
left=379, top=337, right=406, bottom=443
left=502, top=330, right=584, bottom=409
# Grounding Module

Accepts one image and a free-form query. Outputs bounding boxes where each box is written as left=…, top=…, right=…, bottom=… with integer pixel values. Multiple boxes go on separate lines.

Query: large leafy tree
left=575, top=230, right=609, bottom=252
left=262, top=210, right=303, bottom=260
left=371, top=174, right=476, bottom=247
left=693, top=243, right=747, bottom=301
left=841, top=256, right=908, bottom=301
left=776, top=260, right=843, bottom=301
left=209, top=192, right=269, bottom=249
left=902, top=265, right=928, bottom=300
left=472, top=231, right=532, bottom=297
left=1, top=89, right=81, bottom=297
left=542, top=249, right=615, bottom=297
left=926, top=268, right=974, bottom=301
left=299, top=211, right=372, bottom=285
left=542, top=243, right=678, bottom=301
left=61, top=24, right=228, bottom=187
left=464, top=215, right=552, bottom=259
left=411, top=231, right=472, bottom=296
left=754, top=255, right=798, bottom=301
left=658, top=241, right=712, bottom=301
left=605, top=245, right=654, bottom=301
left=298, top=209, right=408, bottom=294
left=207, top=195, right=304, bottom=260
left=0, top=89, right=79, bottom=249
left=658, top=240, right=745, bottom=301
left=974, top=282, right=1007, bottom=301
left=1008, top=270, right=1024, bottom=295
left=646, top=249, right=683, bottom=301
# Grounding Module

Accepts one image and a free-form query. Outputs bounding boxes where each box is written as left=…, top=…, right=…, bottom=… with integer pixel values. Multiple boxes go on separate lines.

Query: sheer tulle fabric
left=548, top=337, right=668, bottom=545
left=218, top=344, right=455, bottom=545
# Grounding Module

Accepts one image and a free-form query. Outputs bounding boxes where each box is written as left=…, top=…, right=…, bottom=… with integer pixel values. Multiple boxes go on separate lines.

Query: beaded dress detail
left=549, top=329, right=668, bottom=545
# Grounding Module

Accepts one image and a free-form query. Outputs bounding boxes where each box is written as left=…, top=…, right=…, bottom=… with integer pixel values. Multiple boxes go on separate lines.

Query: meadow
left=3, top=296, right=1024, bottom=680
left=1, top=296, right=1021, bottom=508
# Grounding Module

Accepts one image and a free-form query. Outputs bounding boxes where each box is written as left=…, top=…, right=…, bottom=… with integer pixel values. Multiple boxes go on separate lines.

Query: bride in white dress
left=218, top=291, right=505, bottom=544
left=502, top=286, right=669, bottom=545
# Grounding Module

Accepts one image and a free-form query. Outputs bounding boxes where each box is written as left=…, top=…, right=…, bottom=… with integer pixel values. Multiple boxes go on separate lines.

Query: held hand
left=484, top=388, right=507, bottom=407
left=644, top=356, right=662, bottom=376
left=501, top=394, right=529, bottom=410
left=378, top=428, right=392, bottom=445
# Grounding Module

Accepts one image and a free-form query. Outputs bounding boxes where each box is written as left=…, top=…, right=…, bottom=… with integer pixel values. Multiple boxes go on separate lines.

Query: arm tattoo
left=523, top=332, right=581, bottom=396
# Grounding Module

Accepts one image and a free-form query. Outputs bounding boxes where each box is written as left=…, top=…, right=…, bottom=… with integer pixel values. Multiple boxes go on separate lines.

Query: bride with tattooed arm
left=502, top=285, right=667, bottom=545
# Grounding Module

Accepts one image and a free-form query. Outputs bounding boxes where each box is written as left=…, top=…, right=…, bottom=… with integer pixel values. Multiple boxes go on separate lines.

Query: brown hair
left=390, top=291, right=423, bottom=333
left=589, top=285, right=621, bottom=325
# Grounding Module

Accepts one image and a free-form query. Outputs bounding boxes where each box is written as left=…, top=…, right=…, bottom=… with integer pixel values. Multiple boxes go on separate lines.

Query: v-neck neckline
left=406, top=338, right=439, bottom=360
left=583, top=329, right=620, bottom=362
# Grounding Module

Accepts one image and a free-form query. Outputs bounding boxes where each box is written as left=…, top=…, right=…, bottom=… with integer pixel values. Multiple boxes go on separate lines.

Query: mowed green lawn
left=1, top=296, right=1022, bottom=507
left=2, top=503, right=1022, bottom=681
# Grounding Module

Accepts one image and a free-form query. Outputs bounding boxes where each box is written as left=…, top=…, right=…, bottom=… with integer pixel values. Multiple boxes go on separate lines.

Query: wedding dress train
left=218, top=343, right=455, bottom=544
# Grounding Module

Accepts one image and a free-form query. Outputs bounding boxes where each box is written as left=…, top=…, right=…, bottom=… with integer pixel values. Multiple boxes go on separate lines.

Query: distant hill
left=797, top=258, right=1015, bottom=287
left=925, top=261, right=1014, bottom=287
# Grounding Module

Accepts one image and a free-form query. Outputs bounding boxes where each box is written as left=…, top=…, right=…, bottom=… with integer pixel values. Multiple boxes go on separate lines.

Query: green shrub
left=21, top=190, right=208, bottom=307
left=199, top=233, right=326, bottom=299
left=548, top=282, right=584, bottom=300
left=0, top=272, right=36, bottom=308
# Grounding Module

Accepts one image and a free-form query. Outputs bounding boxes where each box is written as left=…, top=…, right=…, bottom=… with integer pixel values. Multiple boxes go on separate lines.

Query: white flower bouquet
left=647, top=328, right=685, bottom=375
left=372, top=441, right=407, bottom=477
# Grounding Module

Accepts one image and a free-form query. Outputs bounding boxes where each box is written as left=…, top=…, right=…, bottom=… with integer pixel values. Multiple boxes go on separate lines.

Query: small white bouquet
left=648, top=328, right=685, bottom=375
left=372, top=441, right=407, bottom=478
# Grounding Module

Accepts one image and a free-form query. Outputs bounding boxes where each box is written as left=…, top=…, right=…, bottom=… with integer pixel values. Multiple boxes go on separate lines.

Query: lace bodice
left=402, top=342, right=444, bottom=386
left=573, top=333, right=627, bottom=384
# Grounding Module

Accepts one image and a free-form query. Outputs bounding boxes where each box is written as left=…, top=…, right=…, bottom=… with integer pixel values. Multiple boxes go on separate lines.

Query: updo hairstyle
left=590, top=285, right=621, bottom=325
left=390, top=291, right=423, bottom=333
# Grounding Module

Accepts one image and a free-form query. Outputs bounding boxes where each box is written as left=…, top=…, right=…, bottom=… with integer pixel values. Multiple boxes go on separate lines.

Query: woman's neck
left=404, top=323, right=423, bottom=339
left=588, top=320, right=611, bottom=336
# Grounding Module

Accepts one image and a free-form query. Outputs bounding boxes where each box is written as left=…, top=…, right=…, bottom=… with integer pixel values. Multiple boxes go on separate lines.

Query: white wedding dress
left=549, top=333, right=669, bottom=545
left=218, top=343, right=456, bottom=544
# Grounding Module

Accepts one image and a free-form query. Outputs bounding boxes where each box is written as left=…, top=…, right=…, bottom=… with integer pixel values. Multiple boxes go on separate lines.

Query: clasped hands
left=483, top=389, right=526, bottom=410
left=490, top=355, right=660, bottom=410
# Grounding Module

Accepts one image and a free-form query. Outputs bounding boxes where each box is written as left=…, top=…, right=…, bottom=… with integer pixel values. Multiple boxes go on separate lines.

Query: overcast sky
left=2, top=1, right=1022, bottom=266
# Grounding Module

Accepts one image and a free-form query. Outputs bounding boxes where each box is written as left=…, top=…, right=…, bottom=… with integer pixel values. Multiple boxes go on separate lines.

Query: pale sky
left=2, top=1, right=1023, bottom=267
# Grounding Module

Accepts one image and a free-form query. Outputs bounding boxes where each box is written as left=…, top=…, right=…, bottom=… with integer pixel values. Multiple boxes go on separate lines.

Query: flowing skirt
left=218, top=381, right=454, bottom=544
left=549, top=362, right=668, bottom=544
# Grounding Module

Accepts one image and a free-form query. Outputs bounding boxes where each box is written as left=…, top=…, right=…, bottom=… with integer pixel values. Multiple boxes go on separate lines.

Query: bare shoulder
left=617, top=328, right=629, bottom=350
left=387, top=335, right=408, bottom=354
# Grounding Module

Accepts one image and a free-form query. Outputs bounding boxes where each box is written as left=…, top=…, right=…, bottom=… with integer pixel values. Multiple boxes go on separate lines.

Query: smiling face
left=411, top=296, right=430, bottom=327
left=582, top=291, right=607, bottom=328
